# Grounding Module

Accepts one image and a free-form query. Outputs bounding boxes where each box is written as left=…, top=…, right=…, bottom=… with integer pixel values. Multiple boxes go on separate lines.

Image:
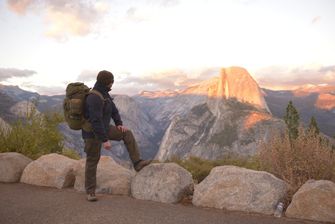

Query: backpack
left=63, top=82, right=105, bottom=131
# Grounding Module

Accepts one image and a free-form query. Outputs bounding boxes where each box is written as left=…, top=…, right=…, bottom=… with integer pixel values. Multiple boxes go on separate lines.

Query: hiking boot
left=134, top=159, right=152, bottom=172
left=87, top=193, right=97, bottom=202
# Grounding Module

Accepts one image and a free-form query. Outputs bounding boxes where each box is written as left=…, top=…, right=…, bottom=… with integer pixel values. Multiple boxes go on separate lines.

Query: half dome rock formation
left=136, top=66, right=269, bottom=127
left=216, top=68, right=266, bottom=104
left=182, top=67, right=270, bottom=113
left=155, top=67, right=282, bottom=161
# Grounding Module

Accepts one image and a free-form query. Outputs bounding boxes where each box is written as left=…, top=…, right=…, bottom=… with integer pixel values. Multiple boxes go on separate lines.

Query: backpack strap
left=82, top=89, right=107, bottom=132
left=89, top=89, right=106, bottom=103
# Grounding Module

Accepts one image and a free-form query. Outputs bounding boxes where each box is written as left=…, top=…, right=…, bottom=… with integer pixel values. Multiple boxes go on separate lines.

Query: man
left=82, top=70, right=151, bottom=202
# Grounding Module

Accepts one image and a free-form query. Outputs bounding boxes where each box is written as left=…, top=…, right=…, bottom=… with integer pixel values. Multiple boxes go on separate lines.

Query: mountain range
left=1, top=67, right=334, bottom=161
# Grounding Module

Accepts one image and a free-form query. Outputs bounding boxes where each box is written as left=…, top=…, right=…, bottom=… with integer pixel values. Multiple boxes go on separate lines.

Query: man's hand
left=117, top=125, right=128, bottom=133
left=103, top=141, right=112, bottom=150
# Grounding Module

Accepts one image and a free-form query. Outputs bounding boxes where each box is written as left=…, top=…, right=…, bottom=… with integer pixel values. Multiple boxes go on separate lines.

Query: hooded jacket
left=82, top=82, right=122, bottom=142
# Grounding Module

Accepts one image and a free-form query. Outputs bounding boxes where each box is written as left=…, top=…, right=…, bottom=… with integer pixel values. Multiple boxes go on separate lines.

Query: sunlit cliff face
left=185, top=67, right=270, bottom=111
left=243, top=112, right=272, bottom=130
left=315, top=93, right=335, bottom=110
left=209, top=67, right=268, bottom=109
left=290, top=85, right=335, bottom=110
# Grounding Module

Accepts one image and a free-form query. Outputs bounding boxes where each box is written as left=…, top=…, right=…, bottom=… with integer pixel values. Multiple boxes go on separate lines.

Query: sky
left=0, top=0, right=335, bottom=95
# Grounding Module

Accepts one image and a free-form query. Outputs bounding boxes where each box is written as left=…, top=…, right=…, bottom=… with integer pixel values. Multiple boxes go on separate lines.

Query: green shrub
left=171, top=156, right=215, bottom=183
left=0, top=108, right=64, bottom=160
left=61, top=148, right=81, bottom=160
left=168, top=154, right=261, bottom=183
left=212, top=154, right=262, bottom=171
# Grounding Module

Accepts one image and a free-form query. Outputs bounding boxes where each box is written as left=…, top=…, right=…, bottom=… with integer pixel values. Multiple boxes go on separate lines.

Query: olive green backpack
left=63, top=82, right=104, bottom=131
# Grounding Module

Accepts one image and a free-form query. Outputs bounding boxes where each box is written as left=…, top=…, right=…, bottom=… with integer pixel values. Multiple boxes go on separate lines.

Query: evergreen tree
left=284, top=101, right=300, bottom=140
left=308, top=116, right=320, bottom=135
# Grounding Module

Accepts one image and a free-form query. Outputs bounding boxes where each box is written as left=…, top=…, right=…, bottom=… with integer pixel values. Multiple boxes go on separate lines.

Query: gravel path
left=0, top=183, right=322, bottom=224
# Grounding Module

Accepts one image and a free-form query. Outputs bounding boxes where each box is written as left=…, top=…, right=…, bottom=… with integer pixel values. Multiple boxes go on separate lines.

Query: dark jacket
left=82, top=82, right=122, bottom=142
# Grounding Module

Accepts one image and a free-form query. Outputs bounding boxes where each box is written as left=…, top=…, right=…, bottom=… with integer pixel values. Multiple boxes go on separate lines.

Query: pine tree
left=284, top=101, right=300, bottom=140
left=308, top=116, right=320, bottom=135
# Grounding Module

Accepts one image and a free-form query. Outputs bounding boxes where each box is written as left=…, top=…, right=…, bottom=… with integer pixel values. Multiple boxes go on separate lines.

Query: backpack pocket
left=69, top=98, right=83, bottom=116
left=63, top=98, right=84, bottom=130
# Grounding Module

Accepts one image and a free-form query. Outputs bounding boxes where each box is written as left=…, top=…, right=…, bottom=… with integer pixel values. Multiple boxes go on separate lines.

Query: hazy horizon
left=1, top=69, right=334, bottom=97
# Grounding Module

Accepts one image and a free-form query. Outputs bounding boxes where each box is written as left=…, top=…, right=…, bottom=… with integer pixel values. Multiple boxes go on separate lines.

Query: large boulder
left=20, top=153, right=77, bottom=189
left=74, top=156, right=134, bottom=195
left=0, top=152, right=32, bottom=183
left=286, top=180, right=335, bottom=223
left=131, top=163, right=194, bottom=203
left=192, top=166, right=288, bottom=215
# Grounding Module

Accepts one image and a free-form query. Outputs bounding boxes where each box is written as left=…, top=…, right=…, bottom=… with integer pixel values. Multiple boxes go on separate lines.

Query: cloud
left=155, top=0, right=180, bottom=7
left=7, top=0, right=33, bottom=14
left=123, top=0, right=180, bottom=24
left=311, top=16, right=321, bottom=24
left=237, top=0, right=257, bottom=5
left=146, top=0, right=180, bottom=7
left=20, top=82, right=65, bottom=95
left=113, top=70, right=188, bottom=96
left=118, top=69, right=191, bottom=89
left=7, top=0, right=110, bottom=40
left=0, top=68, right=36, bottom=81
left=125, top=7, right=147, bottom=23
left=111, top=68, right=219, bottom=95
left=76, top=70, right=98, bottom=82
left=198, top=67, right=220, bottom=80
left=256, top=65, right=335, bottom=89
left=126, top=7, right=137, bottom=17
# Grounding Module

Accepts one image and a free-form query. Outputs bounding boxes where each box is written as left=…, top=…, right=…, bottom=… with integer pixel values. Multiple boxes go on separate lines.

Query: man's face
left=108, top=82, right=113, bottom=89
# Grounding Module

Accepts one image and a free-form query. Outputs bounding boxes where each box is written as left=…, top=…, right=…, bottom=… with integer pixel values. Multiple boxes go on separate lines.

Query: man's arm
left=86, top=94, right=108, bottom=142
left=110, top=101, right=128, bottom=133
left=111, top=101, right=123, bottom=126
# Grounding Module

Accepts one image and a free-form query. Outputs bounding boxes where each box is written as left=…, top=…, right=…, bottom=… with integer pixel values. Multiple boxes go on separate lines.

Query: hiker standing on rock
left=82, top=70, right=151, bottom=202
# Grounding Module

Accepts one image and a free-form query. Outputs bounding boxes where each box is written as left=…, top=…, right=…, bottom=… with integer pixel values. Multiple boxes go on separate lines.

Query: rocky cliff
left=155, top=67, right=282, bottom=161
left=110, top=95, right=158, bottom=159
left=9, top=101, right=40, bottom=118
left=135, top=67, right=271, bottom=155
left=156, top=100, right=284, bottom=161
left=183, top=67, right=270, bottom=112
left=0, top=117, right=11, bottom=133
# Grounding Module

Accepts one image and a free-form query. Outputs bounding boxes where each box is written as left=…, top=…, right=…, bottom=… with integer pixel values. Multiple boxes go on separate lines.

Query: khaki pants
left=85, top=125, right=140, bottom=194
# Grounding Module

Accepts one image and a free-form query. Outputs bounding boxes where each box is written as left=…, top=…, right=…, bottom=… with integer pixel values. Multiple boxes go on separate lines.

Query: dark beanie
left=97, top=70, right=114, bottom=86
